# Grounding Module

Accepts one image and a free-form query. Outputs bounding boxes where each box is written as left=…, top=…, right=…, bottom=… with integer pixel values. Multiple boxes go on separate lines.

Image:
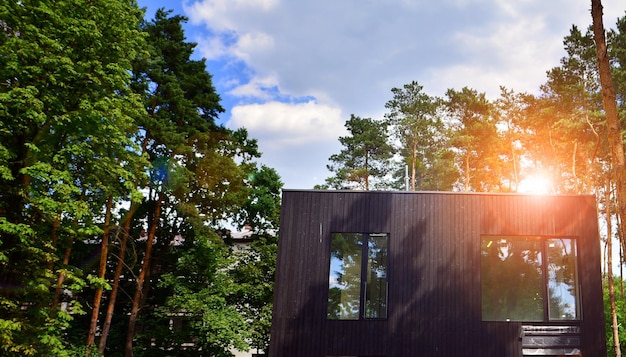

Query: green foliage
left=538, top=25, right=606, bottom=194
left=444, top=86, right=503, bottom=192
left=385, top=81, right=457, bottom=190
left=0, top=0, right=146, bottom=354
left=608, top=15, right=626, bottom=125
left=107, top=9, right=267, bottom=356
left=237, top=165, right=283, bottom=232
left=85, top=275, right=111, bottom=291
left=604, top=277, right=626, bottom=357
left=322, top=115, right=394, bottom=190
left=156, top=229, right=250, bottom=356
left=0, top=0, right=267, bottom=355
left=318, top=22, right=614, bottom=195
left=228, top=233, right=278, bottom=352
left=0, top=304, right=80, bottom=356
left=67, top=346, right=104, bottom=357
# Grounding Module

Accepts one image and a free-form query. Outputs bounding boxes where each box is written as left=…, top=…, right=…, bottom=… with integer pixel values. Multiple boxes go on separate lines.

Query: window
left=481, top=236, right=580, bottom=321
left=327, top=233, right=388, bottom=320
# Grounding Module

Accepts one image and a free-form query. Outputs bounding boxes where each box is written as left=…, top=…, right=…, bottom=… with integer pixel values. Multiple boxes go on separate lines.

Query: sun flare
left=517, top=174, right=552, bottom=195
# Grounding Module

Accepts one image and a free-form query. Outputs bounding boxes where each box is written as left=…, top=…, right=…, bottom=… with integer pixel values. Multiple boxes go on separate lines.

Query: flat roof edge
left=280, top=189, right=596, bottom=198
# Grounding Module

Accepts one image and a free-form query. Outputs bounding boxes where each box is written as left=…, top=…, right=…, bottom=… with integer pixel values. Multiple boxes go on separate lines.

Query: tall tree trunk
left=87, top=195, right=114, bottom=347
left=411, top=139, right=418, bottom=191
left=125, top=190, right=164, bottom=357
left=50, top=216, right=62, bottom=308
left=99, top=201, right=138, bottom=353
left=607, top=180, right=622, bottom=357
left=619, top=238, right=626, bottom=300
left=592, top=1, right=624, bottom=355
left=511, top=142, right=518, bottom=191
left=464, top=155, right=470, bottom=192
left=365, top=150, right=370, bottom=190
left=100, top=132, right=151, bottom=353
left=52, top=208, right=82, bottom=309
left=52, top=238, right=73, bottom=309
left=592, top=0, right=626, bottom=256
left=572, top=141, right=577, bottom=183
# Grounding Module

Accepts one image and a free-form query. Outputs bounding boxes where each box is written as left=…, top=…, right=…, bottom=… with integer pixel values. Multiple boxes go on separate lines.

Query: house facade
left=269, top=190, right=606, bottom=357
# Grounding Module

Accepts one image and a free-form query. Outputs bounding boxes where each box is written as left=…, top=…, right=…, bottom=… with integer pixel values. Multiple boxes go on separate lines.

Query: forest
left=2, top=0, right=626, bottom=356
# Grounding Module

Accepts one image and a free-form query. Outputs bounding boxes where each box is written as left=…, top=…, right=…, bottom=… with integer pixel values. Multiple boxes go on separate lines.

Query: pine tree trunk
left=87, top=195, right=113, bottom=347
left=464, top=155, right=470, bottom=192
left=125, top=190, right=164, bottom=357
left=53, top=214, right=80, bottom=309
left=365, top=150, right=370, bottom=190
left=52, top=191, right=84, bottom=308
left=591, top=1, right=624, bottom=355
left=607, top=180, right=622, bottom=357
left=511, top=142, right=518, bottom=191
left=592, top=0, right=626, bottom=247
left=101, top=132, right=150, bottom=353
left=52, top=239, right=73, bottom=309
left=411, top=140, right=417, bottom=191
left=98, top=201, right=138, bottom=353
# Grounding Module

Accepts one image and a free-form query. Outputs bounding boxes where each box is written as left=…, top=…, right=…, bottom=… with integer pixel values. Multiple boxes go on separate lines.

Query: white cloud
left=184, top=0, right=278, bottom=30
left=232, top=32, right=275, bottom=61
left=195, top=35, right=228, bottom=60
left=228, top=100, right=345, bottom=146
left=227, top=100, right=346, bottom=188
left=227, top=75, right=279, bottom=100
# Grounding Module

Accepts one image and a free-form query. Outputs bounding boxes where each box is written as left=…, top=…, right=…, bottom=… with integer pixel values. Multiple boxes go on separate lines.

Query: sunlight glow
left=517, top=174, right=552, bottom=195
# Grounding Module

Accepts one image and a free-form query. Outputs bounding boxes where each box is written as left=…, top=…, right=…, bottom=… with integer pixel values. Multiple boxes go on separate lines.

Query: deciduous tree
left=0, top=1, right=146, bottom=354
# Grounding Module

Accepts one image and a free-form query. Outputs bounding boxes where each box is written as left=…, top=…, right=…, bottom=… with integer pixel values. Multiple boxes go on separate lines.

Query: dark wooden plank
left=270, top=191, right=606, bottom=357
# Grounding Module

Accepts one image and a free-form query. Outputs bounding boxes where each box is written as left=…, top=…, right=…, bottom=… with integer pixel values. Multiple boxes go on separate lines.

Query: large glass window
left=481, top=236, right=579, bottom=322
left=328, top=233, right=388, bottom=320
left=328, top=233, right=363, bottom=319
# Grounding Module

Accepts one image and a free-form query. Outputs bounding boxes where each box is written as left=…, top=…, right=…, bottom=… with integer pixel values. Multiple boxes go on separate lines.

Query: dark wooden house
left=269, top=190, right=606, bottom=357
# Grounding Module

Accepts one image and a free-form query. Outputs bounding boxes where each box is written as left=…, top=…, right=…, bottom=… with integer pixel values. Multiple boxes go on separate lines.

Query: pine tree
left=385, top=81, right=457, bottom=191
left=322, top=115, right=394, bottom=190
left=444, top=87, right=501, bottom=192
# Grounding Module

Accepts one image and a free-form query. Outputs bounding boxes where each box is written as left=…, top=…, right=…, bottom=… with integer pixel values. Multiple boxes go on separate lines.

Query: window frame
left=327, top=232, right=389, bottom=321
left=480, top=235, right=581, bottom=322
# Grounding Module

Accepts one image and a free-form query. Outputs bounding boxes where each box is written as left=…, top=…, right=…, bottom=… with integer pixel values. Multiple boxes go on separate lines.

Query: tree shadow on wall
left=388, top=215, right=520, bottom=356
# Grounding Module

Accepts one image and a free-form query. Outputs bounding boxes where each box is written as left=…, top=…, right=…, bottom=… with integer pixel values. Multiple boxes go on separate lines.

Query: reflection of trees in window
left=481, top=236, right=579, bottom=322
left=328, top=233, right=363, bottom=319
left=328, top=233, right=388, bottom=320
left=366, top=234, right=387, bottom=318
left=547, top=238, right=579, bottom=320
left=481, top=237, right=544, bottom=321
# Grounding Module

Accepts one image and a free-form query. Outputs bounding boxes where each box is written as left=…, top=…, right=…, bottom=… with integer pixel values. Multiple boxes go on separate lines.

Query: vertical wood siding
left=269, top=191, right=606, bottom=357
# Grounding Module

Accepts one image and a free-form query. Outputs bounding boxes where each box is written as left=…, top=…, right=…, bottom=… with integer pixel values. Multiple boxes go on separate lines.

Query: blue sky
left=137, top=0, right=625, bottom=190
